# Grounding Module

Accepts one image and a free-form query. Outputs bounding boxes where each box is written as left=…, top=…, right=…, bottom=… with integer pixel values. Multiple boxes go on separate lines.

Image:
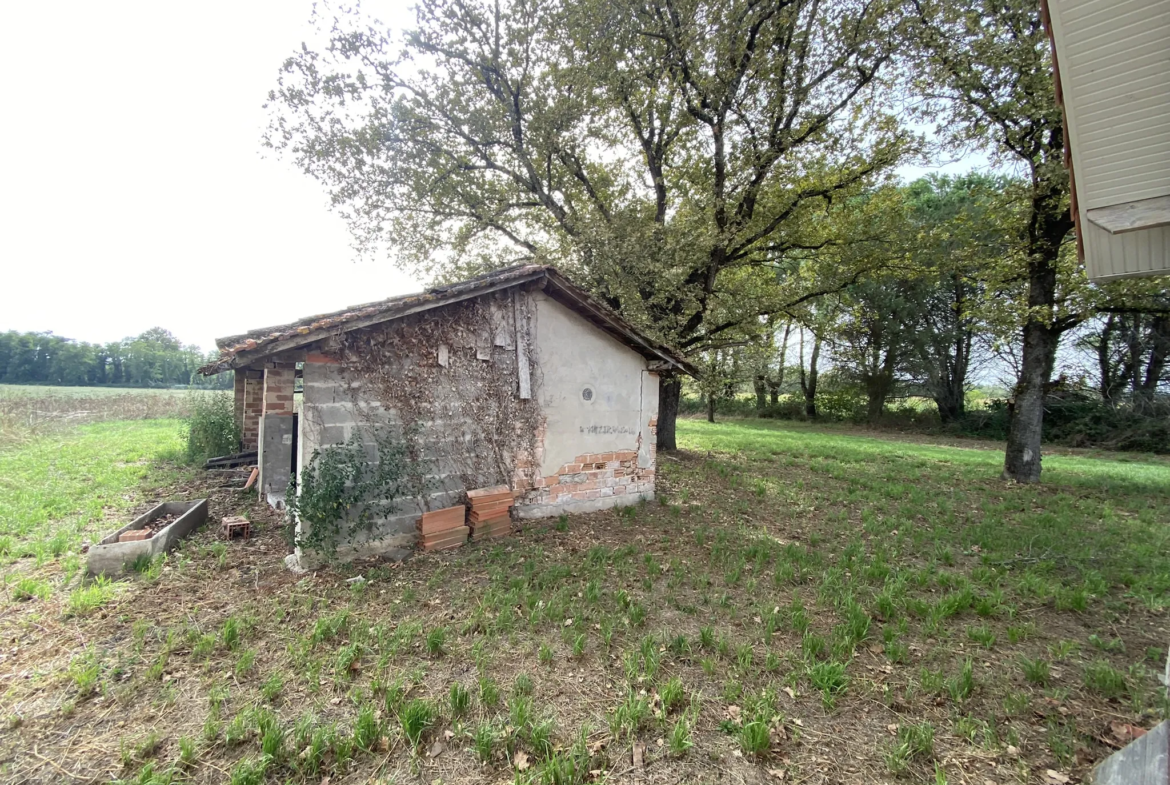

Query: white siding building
left=1043, top=0, right=1170, bottom=280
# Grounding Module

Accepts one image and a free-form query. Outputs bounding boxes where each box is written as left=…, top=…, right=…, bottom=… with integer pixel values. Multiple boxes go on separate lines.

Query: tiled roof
left=199, top=265, right=695, bottom=376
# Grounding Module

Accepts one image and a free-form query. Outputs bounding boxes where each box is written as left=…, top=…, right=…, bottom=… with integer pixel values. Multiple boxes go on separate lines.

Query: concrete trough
left=87, top=499, right=209, bottom=577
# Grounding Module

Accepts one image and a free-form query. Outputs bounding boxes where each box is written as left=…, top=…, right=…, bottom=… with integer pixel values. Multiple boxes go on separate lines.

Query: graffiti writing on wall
left=579, top=424, right=636, bottom=435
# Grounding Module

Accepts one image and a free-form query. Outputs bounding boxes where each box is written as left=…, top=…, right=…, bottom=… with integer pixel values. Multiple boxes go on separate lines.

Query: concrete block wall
left=294, top=356, right=476, bottom=567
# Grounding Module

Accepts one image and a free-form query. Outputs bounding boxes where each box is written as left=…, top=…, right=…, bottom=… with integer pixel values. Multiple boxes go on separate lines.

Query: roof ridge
left=200, top=265, right=694, bottom=376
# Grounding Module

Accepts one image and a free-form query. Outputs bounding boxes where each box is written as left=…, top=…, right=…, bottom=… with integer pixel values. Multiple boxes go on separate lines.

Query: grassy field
left=0, top=420, right=187, bottom=565
left=1, top=417, right=1168, bottom=784
left=0, top=385, right=206, bottom=450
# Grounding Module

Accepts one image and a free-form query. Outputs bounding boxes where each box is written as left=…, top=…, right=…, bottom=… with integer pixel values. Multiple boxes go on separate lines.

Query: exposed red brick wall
left=233, top=372, right=246, bottom=432
left=240, top=369, right=264, bottom=451
left=262, top=362, right=297, bottom=416
left=514, top=415, right=657, bottom=507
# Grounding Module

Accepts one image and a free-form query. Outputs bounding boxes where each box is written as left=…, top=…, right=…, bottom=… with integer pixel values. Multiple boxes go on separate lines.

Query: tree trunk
left=866, top=351, right=897, bottom=423
left=865, top=380, right=887, bottom=422
left=1096, top=315, right=1116, bottom=402
left=707, top=394, right=716, bottom=423
left=657, top=375, right=681, bottom=451
left=769, top=322, right=791, bottom=406
left=1002, top=168, right=1074, bottom=484
left=800, top=331, right=821, bottom=419
left=754, top=375, right=767, bottom=412
left=933, top=333, right=969, bottom=424
left=934, top=384, right=964, bottom=424
left=1125, top=315, right=1144, bottom=397
left=1003, top=320, right=1059, bottom=483
left=1136, top=314, right=1169, bottom=407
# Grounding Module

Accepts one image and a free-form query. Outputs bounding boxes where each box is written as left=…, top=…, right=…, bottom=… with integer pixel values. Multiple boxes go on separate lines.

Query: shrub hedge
left=683, top=392, right=1169, bottom=454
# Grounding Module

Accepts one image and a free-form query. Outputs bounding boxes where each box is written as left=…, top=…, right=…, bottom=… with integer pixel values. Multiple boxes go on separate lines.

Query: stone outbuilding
left=199, top=265, right=694, bottom=566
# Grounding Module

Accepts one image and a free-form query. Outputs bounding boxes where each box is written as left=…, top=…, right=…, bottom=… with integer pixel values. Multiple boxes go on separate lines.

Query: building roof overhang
left=198, top=265, right=697, bottom=377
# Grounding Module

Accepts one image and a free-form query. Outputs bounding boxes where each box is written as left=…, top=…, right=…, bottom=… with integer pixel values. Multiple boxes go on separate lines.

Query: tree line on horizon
left=686, top=173, right=1168, bottom=441
left=0, top=328, right=230, bottom=389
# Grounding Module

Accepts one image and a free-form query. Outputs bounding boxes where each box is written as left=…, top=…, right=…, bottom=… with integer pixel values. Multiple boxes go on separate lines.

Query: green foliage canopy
left=265, top=0, right=912, bottom=354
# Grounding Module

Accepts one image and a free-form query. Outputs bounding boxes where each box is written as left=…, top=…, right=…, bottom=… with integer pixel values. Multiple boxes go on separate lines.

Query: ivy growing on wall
left=329, top=292, right=544, bottom=505
left=285, top=427, right=414, bottom=556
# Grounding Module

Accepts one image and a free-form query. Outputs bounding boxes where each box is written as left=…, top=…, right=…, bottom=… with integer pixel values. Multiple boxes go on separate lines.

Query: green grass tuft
left=398, top=698, right=434, bottom=748
left=1083, top=660, right=1128, bottom=699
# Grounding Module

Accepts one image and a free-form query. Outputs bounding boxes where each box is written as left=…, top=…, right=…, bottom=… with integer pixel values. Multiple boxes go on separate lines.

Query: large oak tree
left=911, top=0, right=1075, bottom=482
left=265, top=0, right=909, bottom=448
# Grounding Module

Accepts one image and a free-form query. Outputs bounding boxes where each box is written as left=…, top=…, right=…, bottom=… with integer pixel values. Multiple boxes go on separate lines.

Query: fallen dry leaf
left=515, top=751, right=530, bottom=771
left=633, top=742, right=645, bottom=769
left=1044, top=770, right=1070, bottom=784
left=768, top=769, right=786, bottom=781
left=1110, top=721, right=1147, bottom=744
left=782, top=687, right=796, bottom=700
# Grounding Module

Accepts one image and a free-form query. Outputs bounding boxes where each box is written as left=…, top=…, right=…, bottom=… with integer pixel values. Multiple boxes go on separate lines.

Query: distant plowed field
left=0, top=385, right=204, bottom=449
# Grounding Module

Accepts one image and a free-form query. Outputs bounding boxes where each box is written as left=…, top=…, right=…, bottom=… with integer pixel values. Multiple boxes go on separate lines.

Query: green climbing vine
left=285, top=426, right=414, bottom=556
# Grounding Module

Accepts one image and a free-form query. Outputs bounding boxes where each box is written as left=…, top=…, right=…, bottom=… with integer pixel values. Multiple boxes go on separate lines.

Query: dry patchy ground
left=1, top=418, right=1168, bottom=785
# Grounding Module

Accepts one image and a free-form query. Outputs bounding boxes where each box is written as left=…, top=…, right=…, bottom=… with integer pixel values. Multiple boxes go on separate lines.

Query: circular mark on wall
left=581, top=386, right=594, bottom=402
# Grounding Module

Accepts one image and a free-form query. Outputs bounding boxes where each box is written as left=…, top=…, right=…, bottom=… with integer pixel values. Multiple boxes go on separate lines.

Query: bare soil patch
left=1, top=425, right=1167, bottom=785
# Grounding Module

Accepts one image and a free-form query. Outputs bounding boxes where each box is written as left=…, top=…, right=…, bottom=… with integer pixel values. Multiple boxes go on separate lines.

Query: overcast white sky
left=0, top=1, right=421, bottom=353
left=0, top=2, right=977, bottom=353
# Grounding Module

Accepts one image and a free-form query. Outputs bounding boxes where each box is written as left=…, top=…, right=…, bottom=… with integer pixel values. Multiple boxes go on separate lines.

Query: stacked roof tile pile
left=466, top=485, right=514, bottom=542
left=417, top=505, right=468, bottom=551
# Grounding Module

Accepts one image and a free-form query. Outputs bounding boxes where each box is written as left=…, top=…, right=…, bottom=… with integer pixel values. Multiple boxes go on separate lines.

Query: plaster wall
left=530, top=291, right=654, bottom=476
left=638, top=367, right=660, bottom=469
left=511, top=292, right=658, bottom=518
